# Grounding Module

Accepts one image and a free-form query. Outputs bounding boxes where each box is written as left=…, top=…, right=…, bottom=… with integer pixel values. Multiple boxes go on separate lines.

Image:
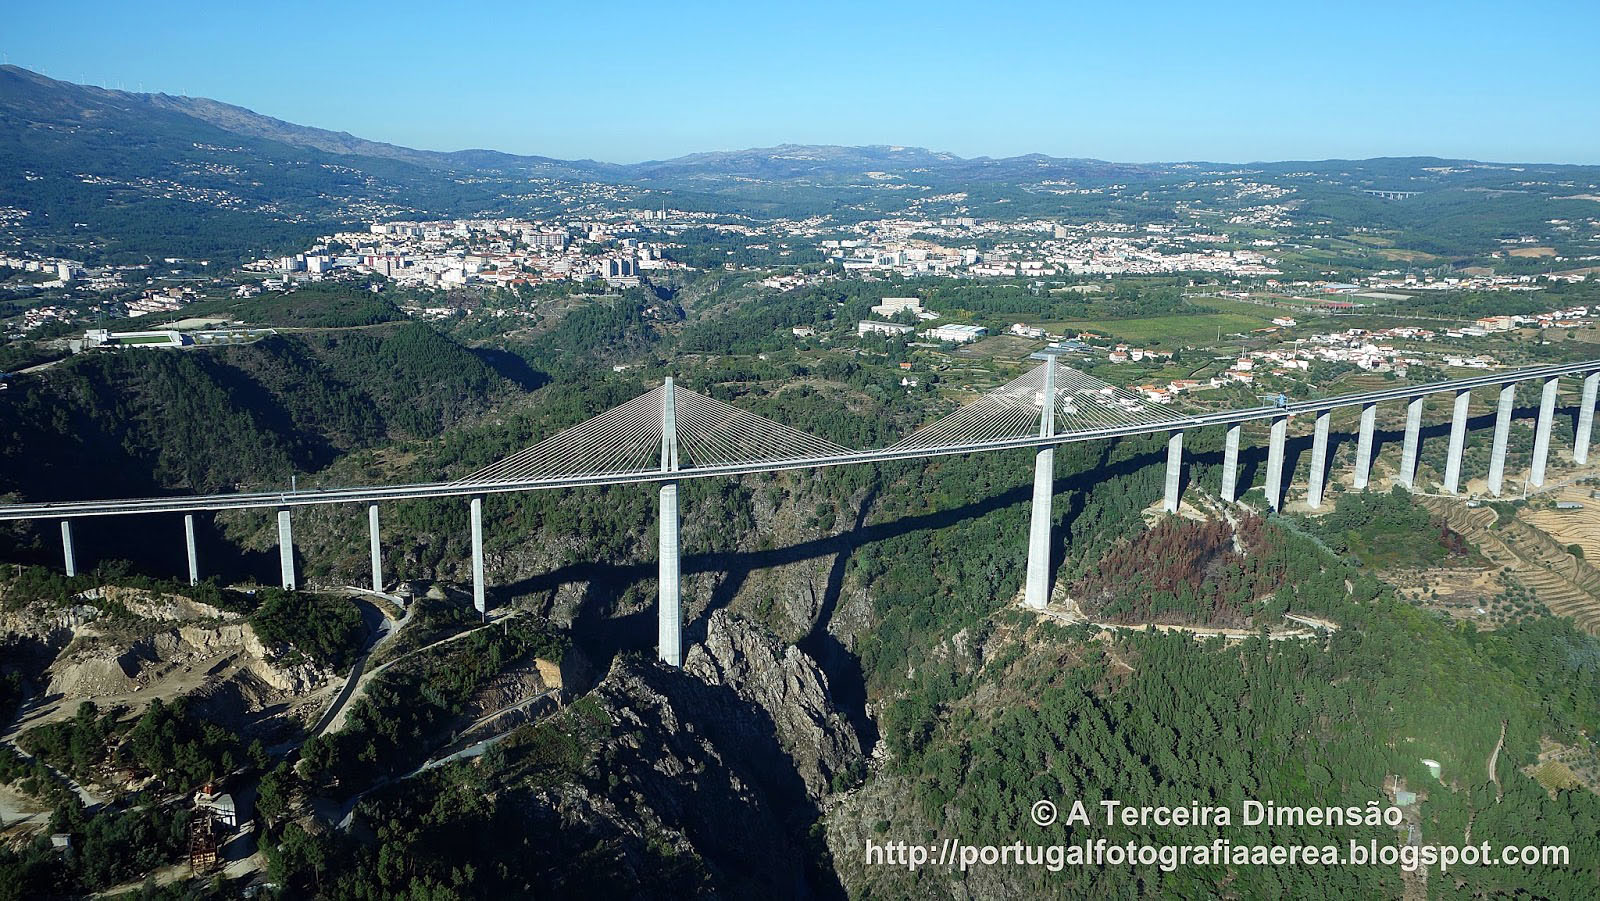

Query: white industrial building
left=925, top=324, right=988, bottom=344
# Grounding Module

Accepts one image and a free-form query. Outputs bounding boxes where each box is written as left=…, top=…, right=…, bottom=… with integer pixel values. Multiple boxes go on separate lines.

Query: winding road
left=306, top=594, right=404, bottom=740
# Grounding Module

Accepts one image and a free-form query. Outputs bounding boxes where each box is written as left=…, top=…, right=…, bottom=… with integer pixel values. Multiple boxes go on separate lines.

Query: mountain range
left=4, top=64, right=1599, bottom=263
left=0, top=65, right=1157, bottom=182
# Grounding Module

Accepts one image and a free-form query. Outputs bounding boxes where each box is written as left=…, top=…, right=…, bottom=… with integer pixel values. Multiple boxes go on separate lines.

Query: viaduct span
left=4, top=358, right=1599, bottom=666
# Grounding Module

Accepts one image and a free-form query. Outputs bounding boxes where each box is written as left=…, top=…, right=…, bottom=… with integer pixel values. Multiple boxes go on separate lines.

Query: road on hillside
left=306, top=595, right=402, bottom=740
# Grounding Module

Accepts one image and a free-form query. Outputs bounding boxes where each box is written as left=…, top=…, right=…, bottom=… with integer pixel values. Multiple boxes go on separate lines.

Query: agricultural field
left=949, top=334, right=1040, bottom=363
left=1038, top=309, right=1276, bottom=347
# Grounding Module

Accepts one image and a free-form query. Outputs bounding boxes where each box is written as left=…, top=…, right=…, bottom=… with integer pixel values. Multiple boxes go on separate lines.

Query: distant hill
left=6, top=65, right=1600, bottom=261
left=0, top=66, right=589, bottom=261
left=0, top=65, right=606, bottom=176
left=136, top=86, right=620, bottom=179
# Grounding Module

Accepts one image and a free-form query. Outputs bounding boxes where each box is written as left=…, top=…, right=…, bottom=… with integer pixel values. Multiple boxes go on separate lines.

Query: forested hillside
left=0, top=322, right=506, bottom=502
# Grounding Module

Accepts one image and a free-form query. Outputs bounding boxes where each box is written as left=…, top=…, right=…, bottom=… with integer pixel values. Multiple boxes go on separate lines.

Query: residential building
left=871, top=297, right=922, bottom=317
left=857, top=320, right=915, bottom=337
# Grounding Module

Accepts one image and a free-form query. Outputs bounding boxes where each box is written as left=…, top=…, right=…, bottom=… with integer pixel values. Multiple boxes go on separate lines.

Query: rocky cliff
left=494, top=611, right=865, bottom=897
left=684, top=609, right=864, bottom=799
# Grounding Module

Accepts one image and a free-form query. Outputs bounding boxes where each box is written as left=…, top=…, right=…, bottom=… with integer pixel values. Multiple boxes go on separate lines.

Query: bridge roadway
left=1, top=358, right=1597, bottom=522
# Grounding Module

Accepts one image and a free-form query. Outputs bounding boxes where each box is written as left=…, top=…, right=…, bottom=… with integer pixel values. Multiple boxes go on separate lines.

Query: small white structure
left=194, top=786, right=238, bottom=829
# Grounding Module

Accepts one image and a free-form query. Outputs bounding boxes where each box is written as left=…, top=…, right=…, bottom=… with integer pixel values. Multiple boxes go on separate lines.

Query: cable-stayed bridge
left=4, top=358, right=1599, bottom=666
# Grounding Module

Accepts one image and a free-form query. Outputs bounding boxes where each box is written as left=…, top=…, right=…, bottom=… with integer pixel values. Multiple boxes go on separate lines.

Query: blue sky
left=7, top=0, right=1599, bottom=164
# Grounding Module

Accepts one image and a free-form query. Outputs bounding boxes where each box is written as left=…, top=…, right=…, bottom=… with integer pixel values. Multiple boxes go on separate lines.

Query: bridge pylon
left=470, top=496, right=486, bottom=615
left=277, top=508, right=296, bottom=590
left=659, top=377, right=682, bottom=666
left=1024, top=357, right=1057, bottom=608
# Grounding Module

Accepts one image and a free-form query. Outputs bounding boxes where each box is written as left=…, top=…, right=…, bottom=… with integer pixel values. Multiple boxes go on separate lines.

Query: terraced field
left=1326, top=371, right=1399, bottom=394
left=1422, top=497, right=1600, bottom=633
left=1521, top=488, right=1600, bottom=562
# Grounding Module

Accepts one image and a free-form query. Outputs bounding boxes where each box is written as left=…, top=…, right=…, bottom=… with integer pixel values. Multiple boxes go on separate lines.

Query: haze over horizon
left=6, top=0, right=1599, bottom=166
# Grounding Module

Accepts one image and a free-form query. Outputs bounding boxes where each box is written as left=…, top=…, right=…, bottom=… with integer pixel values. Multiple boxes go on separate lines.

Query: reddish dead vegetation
left=1069, top=513, right=1286, bottom=627
left=1439, top=522, right=1472, bottom=557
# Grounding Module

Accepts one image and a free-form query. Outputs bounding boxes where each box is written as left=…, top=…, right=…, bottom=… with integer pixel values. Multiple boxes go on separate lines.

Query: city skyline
left=6, top=0, right=1600, bottom=165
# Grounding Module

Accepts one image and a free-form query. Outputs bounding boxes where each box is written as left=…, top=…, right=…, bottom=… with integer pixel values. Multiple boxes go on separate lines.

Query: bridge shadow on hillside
left=505, top=400, right=1578, bottom=696
left=1, top=510, right=287, bottom=587
left=507, top=439, right=1175, bottom=730
left=472, top=348, right=550, bottom=391
left=1220, top=402, right=1565, bottom=506
left=512, top=398, right=1587, bottom=688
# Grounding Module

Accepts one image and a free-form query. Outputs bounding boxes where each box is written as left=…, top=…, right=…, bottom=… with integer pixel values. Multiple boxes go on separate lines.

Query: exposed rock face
left=505, top=781, right=712, bottom=896
left=77, top=585, right=232, bottom=622
left=534, top=657, right=564, bottom=691
left=684, top=610, right=863, bottom=800
left=45, top=619, right=329, bottom=699
left=488, top=617, right=864, bottom=898
left=585, top=659, right=802, bottom=897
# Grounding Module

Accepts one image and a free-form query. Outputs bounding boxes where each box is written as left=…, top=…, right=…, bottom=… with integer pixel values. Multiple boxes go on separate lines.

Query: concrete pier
left=61, top=521, right=76, bottom=577
left=658, top=482, right=681, bottom=664
left=1443, top=389, right=1471, bottom=495
left=658, top=377, right=682, bottom=666
left=368, top=503, right=383, bottom=593
left=1398, top=397, right=1423, bottom=489
left=1265, top=417, right=1287, bottom=511
left=1024, top=360, right=1057, bottom=609
left=1220, top=424, right=1241, bottom=502
left=184, top=514, right=199, bottom=585
left=1487, top=383, right=1515, bottom=497
left=1353, top=404, right=1376, bottom=490
left=1531, top=377, right=1558, bottom=488
left=1576, top=373, right=1599, bottom=466
left=277, top=508, right=295, bottom=590
left=1162, top=430, right=1183, bottom=513
left=1307, top=411, right=1331, bottom=509
left=470, top=496, right=485, bottom=614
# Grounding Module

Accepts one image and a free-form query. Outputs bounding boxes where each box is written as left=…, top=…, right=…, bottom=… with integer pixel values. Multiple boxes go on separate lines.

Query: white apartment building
left=858, top=320, right=916, bottom=337
left=871, top=296, right=923, bottom=317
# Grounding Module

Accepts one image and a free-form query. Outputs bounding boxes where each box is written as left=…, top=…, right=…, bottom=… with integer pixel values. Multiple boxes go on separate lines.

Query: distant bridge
left=4, top=359, right=1598, bottom=666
